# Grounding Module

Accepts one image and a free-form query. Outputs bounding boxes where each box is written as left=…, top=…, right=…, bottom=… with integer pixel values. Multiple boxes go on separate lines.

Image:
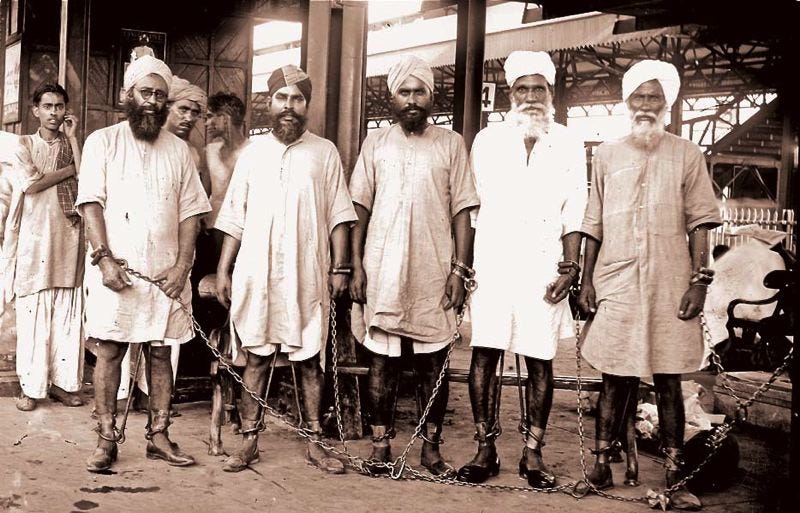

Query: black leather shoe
left=588, top=462, right=613, bottom=490
left=456, top=455, right=500, bottom=484
left=518, top=447, right=556, bottom=489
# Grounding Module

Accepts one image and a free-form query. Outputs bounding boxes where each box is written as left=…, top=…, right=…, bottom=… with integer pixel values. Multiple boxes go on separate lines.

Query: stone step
left=0, top=369, right=20, bottom=398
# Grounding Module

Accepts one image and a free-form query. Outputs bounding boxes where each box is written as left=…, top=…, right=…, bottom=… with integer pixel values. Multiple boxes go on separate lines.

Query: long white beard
left=507, top=101, right=552, bottom=140
left=629, top=109, right=667, bottom=150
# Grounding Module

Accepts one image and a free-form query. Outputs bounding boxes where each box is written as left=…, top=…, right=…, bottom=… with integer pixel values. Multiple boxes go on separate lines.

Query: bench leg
left=209, top=376, right=225, bottom=456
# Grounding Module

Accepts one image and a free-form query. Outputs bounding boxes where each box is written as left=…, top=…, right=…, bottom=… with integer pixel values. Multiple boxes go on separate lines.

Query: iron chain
left=116, top=260, right=792, bottom=501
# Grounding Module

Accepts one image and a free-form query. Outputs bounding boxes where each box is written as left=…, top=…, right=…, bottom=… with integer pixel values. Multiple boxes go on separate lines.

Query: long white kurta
left=76, top=122, right=211, bottom=344
left=214, top=131, right=357, bottom=363
left=469, top=122, right=587, bottom=360
left=348, top=124, right=480, bottom=357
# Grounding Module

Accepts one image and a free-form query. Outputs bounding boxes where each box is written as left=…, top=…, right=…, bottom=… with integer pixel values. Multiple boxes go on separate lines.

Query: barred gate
left=710, top=208, right=796, bottom=254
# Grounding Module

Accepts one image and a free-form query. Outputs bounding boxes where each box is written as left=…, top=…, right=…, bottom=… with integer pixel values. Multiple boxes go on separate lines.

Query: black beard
left=394, top=106, right=429, bottom=133
left=270, top=110, right=306, bottom=145
left=126, top=101, right=167, bottom=142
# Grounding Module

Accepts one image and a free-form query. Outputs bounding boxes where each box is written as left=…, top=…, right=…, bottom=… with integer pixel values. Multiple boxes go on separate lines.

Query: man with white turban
left=456, top=51, right=587, bottom=488
left=350, top=54, right=479, bottom=477
left=116, top=76, right=210, bottom=410
left=77, top=54, right=211, bottom=472
left=577, top=59, right=720, bottom=509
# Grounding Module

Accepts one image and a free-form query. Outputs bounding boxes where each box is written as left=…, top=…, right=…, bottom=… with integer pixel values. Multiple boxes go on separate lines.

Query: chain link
left=572, top=310, right=793, bottom=504
left=115, top=259, right=792, bottom=501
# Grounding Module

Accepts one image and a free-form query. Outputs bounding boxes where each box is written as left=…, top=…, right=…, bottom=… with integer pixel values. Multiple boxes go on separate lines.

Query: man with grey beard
left=457, top=51, right=587, bottom=487
left=578, top=60, right=721, bottom=510
left=77, top=55, right=211, bottom=472
left=214, top=65, right=356, bottom=474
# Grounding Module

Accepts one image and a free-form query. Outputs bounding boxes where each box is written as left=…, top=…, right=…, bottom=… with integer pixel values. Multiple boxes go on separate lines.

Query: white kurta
left=469, top=122, right=587, bottom=360
left=348, top=124, right=480, bottom=357
left=76, top=122, right=211, bottom=344
left=8, top=132, right=85, bottom=398
left=215, top=131, right=356, bottom=362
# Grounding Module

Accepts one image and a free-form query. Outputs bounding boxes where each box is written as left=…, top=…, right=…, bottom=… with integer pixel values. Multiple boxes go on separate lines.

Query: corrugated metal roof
left=366, top=12, right=684, bottom=77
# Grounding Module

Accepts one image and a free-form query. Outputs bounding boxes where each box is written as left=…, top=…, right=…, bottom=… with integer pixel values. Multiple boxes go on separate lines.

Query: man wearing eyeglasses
left=76, top=55, right=211, bottom=473
left=114, top=76, right=211, bottom=411
left=578, top=60, right=721, bottom=510
left=457, top=51, right=586, bottom=488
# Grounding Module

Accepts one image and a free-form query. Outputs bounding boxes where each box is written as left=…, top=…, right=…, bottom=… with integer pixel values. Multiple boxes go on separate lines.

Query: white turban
left=387, top=55, right=434, bottom=96
left=169, top=76, right=207, bottom=112
left=123, top=55, right=173, bottom=93
left=622, top=59, right=680, bottom=108
left=504, top=51, right=555, bottom=87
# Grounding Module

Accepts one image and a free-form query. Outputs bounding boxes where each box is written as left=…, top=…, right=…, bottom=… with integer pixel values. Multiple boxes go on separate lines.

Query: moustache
left=633, top=112, right=658, bottom=122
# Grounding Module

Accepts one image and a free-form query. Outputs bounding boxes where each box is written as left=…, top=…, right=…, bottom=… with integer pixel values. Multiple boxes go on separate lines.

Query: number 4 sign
left=481, top=82, right=496, bottom=112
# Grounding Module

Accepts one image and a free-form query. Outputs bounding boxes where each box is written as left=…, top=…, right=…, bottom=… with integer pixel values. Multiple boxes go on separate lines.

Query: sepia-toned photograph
left=0, top=1, right=797, bottom=512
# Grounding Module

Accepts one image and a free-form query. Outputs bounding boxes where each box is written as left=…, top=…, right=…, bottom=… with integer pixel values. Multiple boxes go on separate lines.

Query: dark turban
left=268, top=65, right=312, bottom=103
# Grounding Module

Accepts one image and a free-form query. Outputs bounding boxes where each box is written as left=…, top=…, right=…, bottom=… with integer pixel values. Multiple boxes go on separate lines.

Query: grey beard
left=630, top=119, right=665, bottom=151
left=507, top=109, right=550, bottom=140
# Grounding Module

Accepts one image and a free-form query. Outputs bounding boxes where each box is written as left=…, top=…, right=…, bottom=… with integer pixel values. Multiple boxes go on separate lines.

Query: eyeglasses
left=137, top=87, right=168, bottom=102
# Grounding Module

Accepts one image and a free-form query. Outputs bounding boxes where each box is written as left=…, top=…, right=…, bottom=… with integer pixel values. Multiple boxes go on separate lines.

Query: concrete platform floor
left=1, top=338, right=792, bottom=513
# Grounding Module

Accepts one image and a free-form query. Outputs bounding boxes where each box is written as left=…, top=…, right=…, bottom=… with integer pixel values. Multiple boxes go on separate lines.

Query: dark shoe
left=49, top=386, right=84, bottom=407
left=86, top=443, right=118, bottom=472
left=363, top=425, right=394, bottom=475
left=145, top=440, right=196, bottom=467
left=519, top=446, right=556, bottom=489
left=588, top=461, right=614, bottom=490
left=15, top=394, right=36, bottom=411
left=665, top=447, right=702, bottom=510
left=363, top=444, right=393, bottom=475
left=457, top=454, right=500, bottom=484
left=422, top=458, right=456, bottom=479
left=456, top=421, right=501, bottom=484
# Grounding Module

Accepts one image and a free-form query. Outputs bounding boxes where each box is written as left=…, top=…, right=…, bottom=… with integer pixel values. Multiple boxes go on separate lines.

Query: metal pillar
left=453, top=0, right=485, bottom=149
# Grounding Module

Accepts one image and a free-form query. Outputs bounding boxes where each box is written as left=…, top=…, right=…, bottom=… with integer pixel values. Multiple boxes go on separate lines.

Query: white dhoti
left=15, top=287, right=84, bottom=399
left=351, top=313, right=450, bottom=357
left=116, top=341, right=181, bottom=400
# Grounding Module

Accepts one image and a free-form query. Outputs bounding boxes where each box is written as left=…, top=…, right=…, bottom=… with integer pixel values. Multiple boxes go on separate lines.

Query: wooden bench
left=334, top=365, right=605, bottom=391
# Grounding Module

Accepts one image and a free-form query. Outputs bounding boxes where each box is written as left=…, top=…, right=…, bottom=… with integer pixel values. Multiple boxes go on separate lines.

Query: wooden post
left=668, top=38, right=683, bottom=136
left=336, top=0, right=366, bottom=178
left=304, top=0, right=331, bottom=139
left=64, top=0, right=89, bottom=140
left=553, top=50, right=569, bottom=126
left=330, top=0, right=368, bottom=440
left=57, top=0, right=67, bottom=86
left=453, top=0, right=485, bottom=149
